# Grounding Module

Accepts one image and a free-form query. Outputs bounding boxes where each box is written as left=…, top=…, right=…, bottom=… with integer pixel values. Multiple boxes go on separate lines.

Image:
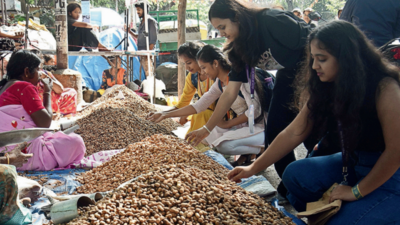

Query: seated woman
left=37, top=54, right=77, bottom=115
left=148, top=45, right=271, bottom=166
left=150, top=42, right=215, bottom=136
left=67, top=3, right=109, bottom=51
left=228, top=21, right=400, bottom=223
left=43, top=54, right=55, bottom=66
left=0, top=50, right=85, bottom=171
left=0, top=143, right=40, bottom=225
left=98, top=56, right=129, bottom=95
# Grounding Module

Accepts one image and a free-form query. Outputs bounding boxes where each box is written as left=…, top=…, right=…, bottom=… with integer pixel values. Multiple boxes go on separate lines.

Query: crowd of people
left=0, top=0, right=399, bottom=224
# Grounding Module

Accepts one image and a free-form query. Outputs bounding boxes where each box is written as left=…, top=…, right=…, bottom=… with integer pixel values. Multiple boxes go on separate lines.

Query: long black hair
left=177, top=42, right=204, bottom=59
left=196, top=44, right=231, bottom=72
left=43, top=54, right=53, bottom=64
left=295, top=20, right=400, bottom=147
left=208, top=0, right=266, bottom=72
left=197, top=45, right=267, bottom=123
left=0, top=50, right=41, bottom=87
left=67, top=3, right=81, bottom=18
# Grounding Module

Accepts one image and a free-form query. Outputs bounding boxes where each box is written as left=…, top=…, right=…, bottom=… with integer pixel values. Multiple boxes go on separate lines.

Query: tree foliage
left=88, top=0, right=345, bottom=28
left=90, top=0, right=127, bottom=14
left=274, top=0, right=346, bottom=20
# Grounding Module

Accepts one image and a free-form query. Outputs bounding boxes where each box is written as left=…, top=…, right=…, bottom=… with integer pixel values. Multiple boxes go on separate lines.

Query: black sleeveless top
left=325, top=79, right=385, bottom=153
left=355, top=81, right=385, bottom=153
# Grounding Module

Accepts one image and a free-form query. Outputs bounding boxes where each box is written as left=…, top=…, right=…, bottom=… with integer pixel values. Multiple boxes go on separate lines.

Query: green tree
left=169, top=0, right=212, bottom=25
left=90, top=0, right=127, bottom=14
left=274, top=0, right=345, bottom=20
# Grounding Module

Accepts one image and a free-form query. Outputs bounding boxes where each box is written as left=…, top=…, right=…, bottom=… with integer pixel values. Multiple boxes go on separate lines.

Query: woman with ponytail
left=148, top=42, right=215, bottom=137
left=149, top=45, right=273, bottom=166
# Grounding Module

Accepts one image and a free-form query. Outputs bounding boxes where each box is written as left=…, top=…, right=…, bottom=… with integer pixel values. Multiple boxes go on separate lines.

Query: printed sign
left=82, top=0, right=91, bottom=23
left=55, top=0, right=66, bottom=15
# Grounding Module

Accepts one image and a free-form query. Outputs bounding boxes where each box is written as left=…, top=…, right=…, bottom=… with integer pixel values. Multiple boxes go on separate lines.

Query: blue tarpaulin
left=68, top=28, right=145, bottom=91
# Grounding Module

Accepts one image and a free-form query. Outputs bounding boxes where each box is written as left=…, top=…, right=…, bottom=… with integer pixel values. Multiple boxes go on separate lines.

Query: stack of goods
left=79, top=86, right=179, bottom=132
left=75, top=108, right=172, bottom=156
left=75, top=135, right=229, bottom=193
left=69, top=164, right=294, bottom=225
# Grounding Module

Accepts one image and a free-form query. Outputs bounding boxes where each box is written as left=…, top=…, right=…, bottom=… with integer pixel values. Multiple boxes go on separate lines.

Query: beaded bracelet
left=352, top=184, right=363, bottom=200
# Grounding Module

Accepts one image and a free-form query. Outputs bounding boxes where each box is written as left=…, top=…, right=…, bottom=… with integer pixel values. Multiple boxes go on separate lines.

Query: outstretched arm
left=185, top=81, right=242, bottom=146
left=71, top=21, right=93, bottom=29
left=228, top=105, right=313, bottom=183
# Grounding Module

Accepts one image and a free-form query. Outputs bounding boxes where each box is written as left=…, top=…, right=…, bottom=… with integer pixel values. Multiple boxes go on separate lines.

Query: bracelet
left=352, top=184, right=364, bottom=200
left=5, top=153, right=9, bottom=164
left=203, top=125, right=211, bottom=134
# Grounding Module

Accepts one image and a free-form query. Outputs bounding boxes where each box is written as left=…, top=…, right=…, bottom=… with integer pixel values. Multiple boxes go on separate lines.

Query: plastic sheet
left=204, top=150, right=277, bottom=196
left=22, top=169, right=86, bottom=225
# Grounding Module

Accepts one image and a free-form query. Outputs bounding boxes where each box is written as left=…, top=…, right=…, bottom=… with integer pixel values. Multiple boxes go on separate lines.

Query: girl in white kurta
left=148, top=45, right=270, bottom=166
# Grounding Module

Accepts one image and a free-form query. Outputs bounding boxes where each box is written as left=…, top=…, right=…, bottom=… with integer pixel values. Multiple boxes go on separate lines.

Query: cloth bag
left=297, top=183, right=342, bottom=225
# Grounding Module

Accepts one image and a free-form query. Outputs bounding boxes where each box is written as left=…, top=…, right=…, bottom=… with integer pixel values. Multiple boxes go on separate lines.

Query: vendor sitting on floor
left=149, top=42, right=215, bottom=136
left=67, top=3, right=109, bottom=51
left=35, top=53, right=78, bottom=115
left=148, top=45, right=271, bottom=166
left=98, top=56, right=138, bottom=95
left=0, top=50, right=85, bottom=171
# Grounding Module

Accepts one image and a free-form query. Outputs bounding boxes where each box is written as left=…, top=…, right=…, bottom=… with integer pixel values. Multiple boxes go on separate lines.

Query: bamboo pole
left=177, top=0, right=186, bottom=98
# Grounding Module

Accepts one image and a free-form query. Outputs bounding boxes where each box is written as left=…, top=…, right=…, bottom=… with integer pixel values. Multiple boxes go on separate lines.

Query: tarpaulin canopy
left=90, top=7, right=125, bottom=28
left=68, top=28, right=145, bottom=91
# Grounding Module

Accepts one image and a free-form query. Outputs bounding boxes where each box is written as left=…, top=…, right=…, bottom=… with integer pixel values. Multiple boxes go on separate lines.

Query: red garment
left=0, top=81, right=45, bottom=115
left=37, top=71, right=77, bottom=115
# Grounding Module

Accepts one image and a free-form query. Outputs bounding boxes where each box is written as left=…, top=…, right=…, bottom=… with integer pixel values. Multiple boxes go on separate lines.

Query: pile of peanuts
left=76, top=135, right=229, bottom=193
left=75, top=109, right=172, bottom=156
left=79, top=86, right=179, bottom=132
left=69, top=165, right=294, bottom=225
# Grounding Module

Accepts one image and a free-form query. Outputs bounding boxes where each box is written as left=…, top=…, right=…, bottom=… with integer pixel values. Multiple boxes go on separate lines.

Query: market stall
left=6, top=86, right=304, bottom=225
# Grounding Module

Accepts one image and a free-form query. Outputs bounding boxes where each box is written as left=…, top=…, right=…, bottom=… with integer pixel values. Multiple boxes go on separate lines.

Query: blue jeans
left=282, top=152, right=400, bottom=224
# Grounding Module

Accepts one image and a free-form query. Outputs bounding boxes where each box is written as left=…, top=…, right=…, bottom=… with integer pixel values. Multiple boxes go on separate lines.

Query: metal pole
left=115, top=0, right=118, bottom=13
left=24, top=4, right=29, bottom=49
left=144, top=0, right=151, bottom=76
left=143, top=0, right=155, bottom=103
left=55, top=0, right=68, bottom=69
left=1, top=0, right=4, bottom=25
left=125, top=9, right=129, bottom=51
left=3, top=0, right=6, bottom=24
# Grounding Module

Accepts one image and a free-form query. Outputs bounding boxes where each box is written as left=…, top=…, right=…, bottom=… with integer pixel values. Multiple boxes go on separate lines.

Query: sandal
left=242, top=154, right=253, bottom=166
left=230, top=154, right=252, bottom=167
